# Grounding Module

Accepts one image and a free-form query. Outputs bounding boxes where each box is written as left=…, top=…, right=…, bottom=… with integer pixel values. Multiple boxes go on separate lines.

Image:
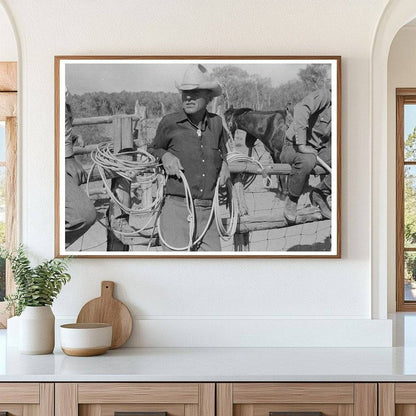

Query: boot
left=310, top=188, right=331, bottom=219
left=284, top=195, right=298, bottom=224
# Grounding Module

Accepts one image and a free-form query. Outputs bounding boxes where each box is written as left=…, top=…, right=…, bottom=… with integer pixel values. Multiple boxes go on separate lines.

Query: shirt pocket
left=208, top=145, right=223, bottom=172
left=315, top=108, right=331, bottom=137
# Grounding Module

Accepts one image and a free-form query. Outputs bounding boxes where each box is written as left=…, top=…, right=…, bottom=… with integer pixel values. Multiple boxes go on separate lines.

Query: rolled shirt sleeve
left=293, top=88, right=331, bottom=146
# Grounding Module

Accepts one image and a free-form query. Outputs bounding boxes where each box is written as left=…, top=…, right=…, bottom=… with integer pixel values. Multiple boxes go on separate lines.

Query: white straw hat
left=176, top=64, right=222, bottom=97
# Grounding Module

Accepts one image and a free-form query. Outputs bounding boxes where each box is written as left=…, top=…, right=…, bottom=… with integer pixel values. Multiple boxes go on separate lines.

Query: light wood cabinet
left=0, top=381, right=385, bottom=416
left=378, top=383, right=416, bottom=416
left=217, top=383, right=377, bottom=416
left=0, top=383, right=53, bottom=416
left=55, top=383, right=215, bottom=416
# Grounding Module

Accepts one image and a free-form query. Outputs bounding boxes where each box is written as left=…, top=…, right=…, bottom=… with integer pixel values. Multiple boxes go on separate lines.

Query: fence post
left=134, top=104, right=153, bottom=219
left=107, top=115, right=134, bottom=251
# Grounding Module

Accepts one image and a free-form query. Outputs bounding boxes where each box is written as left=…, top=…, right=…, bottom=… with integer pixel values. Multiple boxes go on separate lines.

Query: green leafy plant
left=1, top=245, right=71, bottom=316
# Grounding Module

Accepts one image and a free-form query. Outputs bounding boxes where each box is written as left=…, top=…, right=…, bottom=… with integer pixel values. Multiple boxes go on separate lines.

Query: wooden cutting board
left=76, top=281, right=133, bottom=349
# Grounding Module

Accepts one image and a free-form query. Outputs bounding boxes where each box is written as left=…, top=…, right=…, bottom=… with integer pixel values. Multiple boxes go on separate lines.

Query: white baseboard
left=56, top=317, right=392, bottom=347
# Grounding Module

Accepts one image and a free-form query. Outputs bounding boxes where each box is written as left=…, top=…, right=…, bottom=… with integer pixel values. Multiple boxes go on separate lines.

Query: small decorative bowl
left=60, top=323, right=112, bottom=357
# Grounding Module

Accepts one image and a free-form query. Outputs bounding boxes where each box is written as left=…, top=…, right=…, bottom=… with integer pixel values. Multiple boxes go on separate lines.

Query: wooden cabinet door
left=0, top=383, right=53, bottom=416
left=217, top=383, right=377, bottom=416
left=379, top=383, right=416, bottom=416
left=55, top=383, right=215, bottom=416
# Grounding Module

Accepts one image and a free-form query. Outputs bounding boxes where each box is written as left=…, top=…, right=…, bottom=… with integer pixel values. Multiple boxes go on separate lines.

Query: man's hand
left=161, top=152, right=184, bottom=179
left=74, top=134, right=85, bottom=148
left=219, top=161, right=230, bottom=186
left=66, top=157, right=87, bottom=185
left=297, top=144, right=317, bottom=155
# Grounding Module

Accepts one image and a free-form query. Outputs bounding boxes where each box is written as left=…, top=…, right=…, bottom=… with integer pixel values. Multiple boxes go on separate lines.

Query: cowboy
left=149, top=64, right=230, bottom=251
left=280, top=77, right=332, bottom=224
left=65, top=89, right=97, bottom=248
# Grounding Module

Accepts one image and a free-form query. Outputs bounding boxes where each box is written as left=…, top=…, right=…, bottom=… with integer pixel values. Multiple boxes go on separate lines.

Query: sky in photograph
left=65, top=61, right=312, bottom=95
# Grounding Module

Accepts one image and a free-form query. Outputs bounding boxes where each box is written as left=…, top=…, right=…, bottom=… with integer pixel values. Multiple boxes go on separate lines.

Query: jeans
left=280, top=141, right=331, bottom=197
left=159, top=195, right=221, bottom=251
left=65, top=173, right=97, bottom=248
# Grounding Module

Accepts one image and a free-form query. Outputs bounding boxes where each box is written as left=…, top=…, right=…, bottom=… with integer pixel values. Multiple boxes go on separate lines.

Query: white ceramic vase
left=6, top=315, right=20, bottom=347
left=19, top=305, right=55, bottom=354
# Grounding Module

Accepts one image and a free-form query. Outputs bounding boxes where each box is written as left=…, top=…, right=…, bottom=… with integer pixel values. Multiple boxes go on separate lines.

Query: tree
left=405, top=126, right=416, bottom=161
left=298, top=64, right=330, bottom=90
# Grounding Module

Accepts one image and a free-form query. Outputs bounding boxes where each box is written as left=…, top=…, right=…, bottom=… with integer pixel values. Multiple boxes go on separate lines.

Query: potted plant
left=1, top=245, right=71, bottom=354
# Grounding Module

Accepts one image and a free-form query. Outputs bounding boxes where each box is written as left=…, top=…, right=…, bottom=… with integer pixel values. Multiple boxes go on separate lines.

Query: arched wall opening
left=387, top=18, right=416, bottom=313
left=371, top=0, right=416, bottom=319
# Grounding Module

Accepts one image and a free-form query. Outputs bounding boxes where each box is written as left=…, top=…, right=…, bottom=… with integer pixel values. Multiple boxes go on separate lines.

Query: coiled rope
left=226, top=151, right=272, bottom=188
left=87, top=142, right=165, bottom=237
left=157, top=172, right=239, bottom=251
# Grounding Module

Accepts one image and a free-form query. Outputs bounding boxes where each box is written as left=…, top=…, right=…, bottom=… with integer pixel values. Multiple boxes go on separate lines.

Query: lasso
left=157, top=172, right=239, bottom=251
left=86, top=142, right=165, bottom=237
left=226, top=151, right=272, bottom=188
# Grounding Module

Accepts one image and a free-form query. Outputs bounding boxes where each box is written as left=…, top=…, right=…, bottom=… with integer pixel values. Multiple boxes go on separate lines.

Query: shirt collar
left=175, top=109, right=212, bottom=130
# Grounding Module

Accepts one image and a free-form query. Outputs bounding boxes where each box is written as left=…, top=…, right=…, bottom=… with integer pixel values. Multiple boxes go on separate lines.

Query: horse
left=224, top=106, right=292, bottom=163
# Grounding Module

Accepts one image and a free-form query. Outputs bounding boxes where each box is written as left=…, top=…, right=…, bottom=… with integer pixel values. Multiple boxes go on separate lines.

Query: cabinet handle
left=115, top=412, right=167, bottom=416
left=270, top=413, right=324, bottom=416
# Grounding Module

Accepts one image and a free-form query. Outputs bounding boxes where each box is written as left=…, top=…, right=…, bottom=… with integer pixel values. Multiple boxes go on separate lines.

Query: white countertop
left=2, top=328, right=416, bottom=382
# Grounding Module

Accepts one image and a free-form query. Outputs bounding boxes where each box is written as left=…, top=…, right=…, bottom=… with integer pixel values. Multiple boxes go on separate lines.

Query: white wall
left=0, top=3, right=17, bottom=61
left=387, top=25, right=416, bottom=312
left=0, top=0, right=394, bottom=346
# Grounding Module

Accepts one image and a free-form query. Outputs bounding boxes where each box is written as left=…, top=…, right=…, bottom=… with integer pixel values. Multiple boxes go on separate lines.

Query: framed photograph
left=55, top=56, right=341, bottom=258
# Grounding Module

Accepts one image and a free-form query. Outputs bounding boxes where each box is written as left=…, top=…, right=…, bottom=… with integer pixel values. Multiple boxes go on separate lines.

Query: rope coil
left=87, top=142, right=165, bottom=236
left=86, top=142, right=240, bottom=251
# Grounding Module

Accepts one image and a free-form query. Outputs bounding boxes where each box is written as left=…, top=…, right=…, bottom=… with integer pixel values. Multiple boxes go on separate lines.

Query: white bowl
left=60, top=323, right=112, bottom=356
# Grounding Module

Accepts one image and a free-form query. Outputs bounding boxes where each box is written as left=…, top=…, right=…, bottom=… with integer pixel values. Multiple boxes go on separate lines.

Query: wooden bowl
left=60, top=323, right=112, bottom=356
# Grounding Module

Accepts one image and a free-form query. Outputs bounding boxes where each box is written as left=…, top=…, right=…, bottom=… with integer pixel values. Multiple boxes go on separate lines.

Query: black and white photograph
left=55, top=57, right=341, bottom=257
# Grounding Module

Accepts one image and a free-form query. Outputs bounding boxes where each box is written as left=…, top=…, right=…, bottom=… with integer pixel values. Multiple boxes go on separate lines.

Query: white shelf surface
left=1, top=329, right=416, bottom=382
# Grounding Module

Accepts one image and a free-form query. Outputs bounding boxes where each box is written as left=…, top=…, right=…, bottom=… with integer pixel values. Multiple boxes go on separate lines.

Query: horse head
left=224, top=106, right=237, bottom=137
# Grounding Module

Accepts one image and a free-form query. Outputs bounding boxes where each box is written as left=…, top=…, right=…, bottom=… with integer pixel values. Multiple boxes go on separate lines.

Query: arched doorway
left=371, top=0, right=416, bottom=319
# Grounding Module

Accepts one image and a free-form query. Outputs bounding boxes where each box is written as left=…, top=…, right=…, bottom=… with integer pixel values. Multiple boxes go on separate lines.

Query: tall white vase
left=19, top=306, right=55, bottom=354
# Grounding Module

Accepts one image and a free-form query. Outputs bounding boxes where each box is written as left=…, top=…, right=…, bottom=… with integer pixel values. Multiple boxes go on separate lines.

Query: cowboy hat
left=176, top=64, right=222, bottom=97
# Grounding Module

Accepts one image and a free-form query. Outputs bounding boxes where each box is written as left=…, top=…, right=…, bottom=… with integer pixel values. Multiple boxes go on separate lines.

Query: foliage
left=404, top=127, right=416, bottom=281
left=405, top=126, right=416, bottom=161
left=1, top=245, right=71, bottom=316
left=405, top=253, right=416, bottom=282
left=212, top=66, right=273, bottom=110
left=68, top=90, right=181, bottom=120
left=298, top=64, right=330, bottom=90
left=212, top=64, right=330, bottom=112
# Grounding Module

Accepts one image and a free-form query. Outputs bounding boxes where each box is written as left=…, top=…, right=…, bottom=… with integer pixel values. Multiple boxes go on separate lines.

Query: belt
left=166, top=194, right=213, bottom=208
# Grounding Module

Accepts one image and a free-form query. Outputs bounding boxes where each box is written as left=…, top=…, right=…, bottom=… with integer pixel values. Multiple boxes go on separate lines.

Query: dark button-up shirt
left=149, top=110, right=227, bottom=200
left=286, top=88, right=331, bottom=149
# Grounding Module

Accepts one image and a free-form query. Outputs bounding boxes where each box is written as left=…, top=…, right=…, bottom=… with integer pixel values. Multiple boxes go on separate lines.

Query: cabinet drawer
left=0, top=383, right=53, bottom=416
left=56, top=383, right=215, bottom=416
left=379, top=383, right=416, bottom=416
left=217, top=383, right=376, bottom=416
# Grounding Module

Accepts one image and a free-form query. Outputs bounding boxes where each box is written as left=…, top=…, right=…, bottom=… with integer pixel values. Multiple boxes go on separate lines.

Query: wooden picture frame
left=55, top=56, right=341, bottom=258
